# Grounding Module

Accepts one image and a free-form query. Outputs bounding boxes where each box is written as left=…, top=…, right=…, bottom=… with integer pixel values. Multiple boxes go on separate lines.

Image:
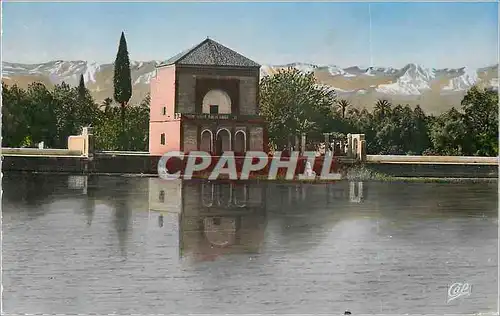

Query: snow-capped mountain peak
left=327, top=65, right=347, bottom=76
left=442, top=67, right=479, bottom=92
left=375, top=63, right=437, bottom=95
left=2, top=60, right=159, bottom=86
left=279, top=62, right=318, bottom=73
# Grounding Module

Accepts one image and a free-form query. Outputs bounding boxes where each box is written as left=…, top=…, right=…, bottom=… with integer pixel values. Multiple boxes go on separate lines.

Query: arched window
left=202, top=90, right=232, bottom=114
left=215, top=128, right=232, bottom=154
left=234, top=130, right=246, bottom=153
left=200, top=129, right=213, bottom=153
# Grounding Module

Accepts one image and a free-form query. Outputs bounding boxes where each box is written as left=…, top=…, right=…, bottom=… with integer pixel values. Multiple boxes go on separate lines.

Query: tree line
left=2, top=31, right=148, bottom=151
left=260, top=68, right=498, bottom=157
left=1, top=37, right=497, bottom=156
left=1, top=80, right=150, bottom=151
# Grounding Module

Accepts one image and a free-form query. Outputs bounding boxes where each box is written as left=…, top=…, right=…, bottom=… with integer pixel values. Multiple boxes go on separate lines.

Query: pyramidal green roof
left=159, top=38, right=260, bottom=68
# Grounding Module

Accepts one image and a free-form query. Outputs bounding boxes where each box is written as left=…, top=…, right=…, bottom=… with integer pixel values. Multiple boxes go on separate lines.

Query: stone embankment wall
left=1, top=150, right=498, bottom=178
left=2, top=153, right=160, bottom=174
left=2, top=151, right=340, bottom=176
left=364, top=155, right=498, bottom=178
left=2, top=156, right=89, bottom=173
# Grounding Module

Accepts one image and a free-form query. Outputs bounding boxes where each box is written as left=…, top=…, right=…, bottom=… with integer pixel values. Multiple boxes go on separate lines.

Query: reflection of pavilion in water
left=65, top=176, right=365, bottom=261
left=148, top=179, right=267, bottom=261
left=264, top=181, right=366, bottom=210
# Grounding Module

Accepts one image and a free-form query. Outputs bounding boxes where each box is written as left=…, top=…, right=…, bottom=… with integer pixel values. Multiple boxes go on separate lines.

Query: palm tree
left=374, top=99, right=392, bottom=119
left=347, top=107, right=360, bottom=118
left=336, top=99, right=351, bottom=119
left=100, top=97, right=113, bottom=115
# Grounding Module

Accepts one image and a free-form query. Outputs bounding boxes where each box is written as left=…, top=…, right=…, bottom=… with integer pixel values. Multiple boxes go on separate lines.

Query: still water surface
left=2, top=174, right=498, bottom=314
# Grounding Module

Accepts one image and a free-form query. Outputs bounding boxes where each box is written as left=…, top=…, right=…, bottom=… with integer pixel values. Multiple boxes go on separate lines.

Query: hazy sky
left=2, top=1, right=498, bottom=69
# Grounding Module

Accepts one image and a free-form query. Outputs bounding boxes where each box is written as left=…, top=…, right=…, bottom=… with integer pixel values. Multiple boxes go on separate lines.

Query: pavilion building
left=149, top=38, right=268, bottom=156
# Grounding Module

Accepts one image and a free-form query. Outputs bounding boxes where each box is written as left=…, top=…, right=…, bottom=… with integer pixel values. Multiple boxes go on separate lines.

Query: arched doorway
left=200, top=129, right=213, bottom=153
left=353, top=138, right=359, bottom=159
left=216, top=128, right=231, bottom=155
left=234, top=130, right=246, bottom=154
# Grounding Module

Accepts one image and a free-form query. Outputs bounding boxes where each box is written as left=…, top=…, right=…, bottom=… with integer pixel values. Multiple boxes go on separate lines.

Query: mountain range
left=2, top=60, right=498, bottom=115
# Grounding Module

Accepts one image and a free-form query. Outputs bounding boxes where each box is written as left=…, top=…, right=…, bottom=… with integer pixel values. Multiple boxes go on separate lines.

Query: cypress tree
left=78, top=74, right=86, bottom=99
left=113, top=31, right=132, bottom=149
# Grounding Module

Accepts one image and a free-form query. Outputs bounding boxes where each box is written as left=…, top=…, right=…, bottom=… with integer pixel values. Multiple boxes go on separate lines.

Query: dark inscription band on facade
left=175, top=113, right=265, bottom=122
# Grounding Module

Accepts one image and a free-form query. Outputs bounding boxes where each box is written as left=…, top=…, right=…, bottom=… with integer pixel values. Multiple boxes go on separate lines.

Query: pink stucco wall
left=150, top=65, right=176, bottom=122
left=149, top=64, right=178, bottom=155
left=149, top=121, right=181, bottom=155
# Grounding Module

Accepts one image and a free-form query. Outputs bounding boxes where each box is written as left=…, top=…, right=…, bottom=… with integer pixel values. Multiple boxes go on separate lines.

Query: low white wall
left=367, top=155, right=498, bottom=165
left=1, top=148, right=82, bottom=156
